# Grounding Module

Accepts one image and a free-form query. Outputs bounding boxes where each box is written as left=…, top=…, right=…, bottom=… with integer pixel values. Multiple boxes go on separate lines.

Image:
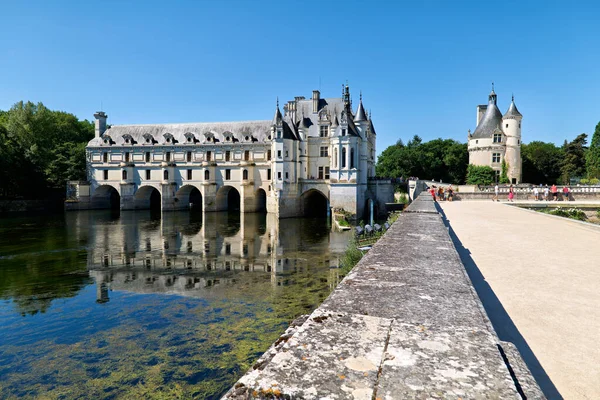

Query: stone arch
left=255, top=188, right=267, bottom=212
left=92, top=184, right=120, bottom=210
left=301, top=189, right=329, bottom=217
left=176, top=184, right=202, bottom=211
left=216, top=185, right=241, bottom=212
left=135, top=185, right=161, bottom=211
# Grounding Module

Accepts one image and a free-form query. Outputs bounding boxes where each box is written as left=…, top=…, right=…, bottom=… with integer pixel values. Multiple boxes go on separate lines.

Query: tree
left=466, top=165, right=496, bottom=186
left=561, top=133, right=588, bottom=184
left=521, top=141, right=563, bottom=184
left=586, top=122, right=600, bottom=179
left=500, top=160, right=510, bottom=184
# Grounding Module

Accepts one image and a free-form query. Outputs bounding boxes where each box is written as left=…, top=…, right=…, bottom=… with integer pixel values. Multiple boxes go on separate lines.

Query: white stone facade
left=468, top=88, right=522, bottom=183
left=72, top=86, right=389, bottom=219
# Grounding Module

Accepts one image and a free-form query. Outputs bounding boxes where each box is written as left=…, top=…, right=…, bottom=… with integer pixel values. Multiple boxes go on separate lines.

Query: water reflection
left=67, top=211, right=347, bottom=302
left=0, top=211, right=350, bottom=399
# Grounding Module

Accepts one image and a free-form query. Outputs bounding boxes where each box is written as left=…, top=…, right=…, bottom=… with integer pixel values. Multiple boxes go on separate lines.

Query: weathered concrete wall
left=224, top=194, right=543, bottom=399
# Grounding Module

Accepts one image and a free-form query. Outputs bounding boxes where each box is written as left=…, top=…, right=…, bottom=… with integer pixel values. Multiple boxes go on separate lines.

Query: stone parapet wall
left=223, top=193, right=543, bottom=399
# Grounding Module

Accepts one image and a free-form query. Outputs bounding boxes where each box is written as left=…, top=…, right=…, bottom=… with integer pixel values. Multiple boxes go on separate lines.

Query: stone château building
left=468, top=86, right=523, bottom=183
left=67, top=85, right=393, bottom=219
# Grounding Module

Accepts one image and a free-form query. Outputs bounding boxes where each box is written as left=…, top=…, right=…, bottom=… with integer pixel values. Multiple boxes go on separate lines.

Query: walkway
left=439, top=201, right=600, bottom=400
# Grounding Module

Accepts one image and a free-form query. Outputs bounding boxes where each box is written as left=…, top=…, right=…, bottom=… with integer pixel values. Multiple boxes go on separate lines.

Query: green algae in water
left=0, top=211, right=348, bottom=399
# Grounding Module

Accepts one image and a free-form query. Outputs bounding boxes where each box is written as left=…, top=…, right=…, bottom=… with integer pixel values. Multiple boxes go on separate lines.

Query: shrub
left=466, top=165, right=496, bottom=186
left=548, top=207, right=587, bottom=221
left=340, top=240, right=363, bottom=275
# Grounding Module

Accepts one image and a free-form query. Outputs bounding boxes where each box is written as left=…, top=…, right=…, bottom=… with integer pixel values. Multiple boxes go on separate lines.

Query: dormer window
left=277, top=130, right=281, bottom=139
left=245, top=136, right=249, bottom=141
left=493, top=133, right=502, bottom=143
left=226, top=136, right=231, bottom=142
left=184, top=132, right=196, bottom=143
left=102, top=135, right=114, bottom=145
left=163, top=133, right=175, bottom=144
left=143, top=133, right=154, bottom=144
left=341, top=128, right=346, bottom=136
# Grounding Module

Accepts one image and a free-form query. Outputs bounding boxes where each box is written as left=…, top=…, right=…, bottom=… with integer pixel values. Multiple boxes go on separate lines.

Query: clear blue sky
left=1, top=0, right=599, bottom=156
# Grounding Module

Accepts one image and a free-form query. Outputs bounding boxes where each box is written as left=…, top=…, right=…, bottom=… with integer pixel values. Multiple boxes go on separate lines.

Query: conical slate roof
left=503, top=97, right=522, bottom=118
left=354, top=100, right=367, bottom=122
left=272, top=106, right=282, bottom=125
left=471, top=99, right=503, bottom=139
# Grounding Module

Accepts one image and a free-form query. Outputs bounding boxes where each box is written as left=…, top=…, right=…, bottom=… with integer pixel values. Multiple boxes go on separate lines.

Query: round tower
left=502, top=95, right=522, bottom=183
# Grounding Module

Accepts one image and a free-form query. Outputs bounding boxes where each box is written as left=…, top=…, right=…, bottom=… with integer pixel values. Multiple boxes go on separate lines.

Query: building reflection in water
left=65, top=211, right=349, bottom=303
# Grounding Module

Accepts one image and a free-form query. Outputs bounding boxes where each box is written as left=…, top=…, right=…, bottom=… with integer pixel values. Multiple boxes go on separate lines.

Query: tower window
left=145, top=152, right=151, bottom=162
left=267, top=150, right=271, bottom=160
left=320, top=125, right=328, bottom=137
left=164, top=170, right=169, bottom=180
left=325, top=166, right=330, bottom=179
left=225, top=169, right=231, bottom=180
left=103, top=152, right=108, bottom=163
left=285, top=172, right=289, bottom=179
left=187, top=169, right=192, bottom=180
left=342, top=128, right=346, bottom=136
left=278, top=172, right=282, bottom=180
left=342, top=148, right=347, bottom=168
left=318, top=166, right=324, bottom=179
left=493, top=134, right=502, bottom=143
left=350, top=148, right=355, bottom=168
left=226, top=151, right=231, bottom=161
left=206, top=151, right=211, bottom=161
left=103, top=170, right=108, bottom=180
left=492, top=153, right=501, bottom=163
left=187, top=151, right=192, bottom=162
left=205, top=170, right=210, bottom=180
left=125, top=152, right=130, bottom=162
left=244, top=150, right=250, bottom=161
left=243, top=169, right=248, bottom=180
left=320, top=146, right=328, bottom=157
left=122, top=170, right=127, bottom=180
left=166, top=152, right=171, bottom=162
left=146, top=170, right=151, bottom=180
left=285, top=150, right=289, bottom=158
left=506, top=124, right=509, bottom=128
left=277, top=150, right=282, bottom=158
left=267, top=168, right=271, bottom=180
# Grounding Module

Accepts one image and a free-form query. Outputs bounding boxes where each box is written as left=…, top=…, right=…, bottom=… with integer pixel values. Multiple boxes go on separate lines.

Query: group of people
left=492, top=184, right=572, bottom=202
left=429, top=185, right=454, bottom=202
left=532, top=184, right=571, bottom=201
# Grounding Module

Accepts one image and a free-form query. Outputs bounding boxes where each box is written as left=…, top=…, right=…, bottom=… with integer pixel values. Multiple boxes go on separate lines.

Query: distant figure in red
left=562, top=186, right=570, bottom=201
left=508, top=185, right=514, bottom=202
left=430, top=186, right=436, bottom=202
left=551, top=184, right=558, bottom=201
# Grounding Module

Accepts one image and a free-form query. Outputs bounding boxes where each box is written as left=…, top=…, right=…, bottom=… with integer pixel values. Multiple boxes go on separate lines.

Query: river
left=0, top=210, right=350, bottom=399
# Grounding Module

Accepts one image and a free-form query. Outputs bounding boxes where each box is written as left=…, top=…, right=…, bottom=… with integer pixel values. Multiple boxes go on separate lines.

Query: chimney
left=94, top=111, right=108, bottom=138
left=312, top=90, right=320, bottom=113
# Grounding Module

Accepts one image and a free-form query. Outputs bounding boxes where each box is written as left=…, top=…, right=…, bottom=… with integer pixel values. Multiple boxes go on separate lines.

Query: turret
left=94, top=111, right=108, bottom=138
left=503, top=95, right=523, bottom=183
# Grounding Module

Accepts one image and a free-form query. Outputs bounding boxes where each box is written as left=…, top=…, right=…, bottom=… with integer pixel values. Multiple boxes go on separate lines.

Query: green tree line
left=376, top=126, right=600, bottom=186
left=0, top=101, right=93, bottom=199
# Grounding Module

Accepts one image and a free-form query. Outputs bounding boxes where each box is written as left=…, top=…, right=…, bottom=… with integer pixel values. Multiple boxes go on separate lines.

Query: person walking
left=544, top=185, right=550, bottom=201
left=551, top=184, right=558, bottom=201
left=493, top=184, right=499, bottom=202
left=429, top=186, right=437, bottom=202
left=533, top=186, right=539, bottom=201
left=508, top=186, right=514, bottom=202
left=447, top=185, right=454, bottom=202
left=562, top=186, right=570, bottom=201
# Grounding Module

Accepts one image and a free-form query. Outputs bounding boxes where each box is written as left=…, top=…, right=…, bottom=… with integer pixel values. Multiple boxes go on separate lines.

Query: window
left=122, top=170, right=127, bottom=180
left=145, top=152, right=151, bottom=162
left=243, top=169, right=248, bottom=180
left=146, top=170, right=151, bottom=180
left=320, top=125, right=328, bottom=137
left=225, top=169, right=231, bottom=180
left=166, top=152, right=171, bottom=162
left=187, top=151, right=192, bottom=162
left=103, top=170, right=108, bottom=180
left=334, top=149, right=338, bottom=168
left=206, top=151, right=211, bottom=161
left=205, top=170, right=210, bottom=180
left=492, top=153, right=501, bottom=163
left=278, top=172, right=282, bottom=180
left=226, top=151, right=231, bottom=161
left=277, top=130, right=281, bottom=139
left=519, top=123, right=521, bottom=128
left=320, top=146, right=328, bottom=157
left=103, top=152, right=108, bottom=163
left=318, top=166, right=324, bottom=179
left=225, top=243, right=231, bottom=255
left=342, top=148, right=347, bottom=168
left=476, top=140, right=479, bottom=144
left=267, top=168, right=271, bottom=180
left=342, top=128, right=346, bottom=136
left=285, top=150, right=289, bottom=158
left=350, top=148, right=355, bottom=168
left=506, top=124, right=509, bottom=128
left=493, top=133, right=502, bottom=143
left=277, top=150, right=282, bottom=158
left=187, top=136, right=192, bottom=143
left=267, top=150, right=271, bottom=160
left=187, top=169, right=192, bottom=180
left=244, top=150, right=250, bottom=161
left=518, top=140, right=520, bottom=145
left=285, top=172, right=289, bottom=179
left=325, top=167, right=330, bottom=179
left=164, top=170, right=169, bottom=180
left=125, top=152, right=130, bottom=162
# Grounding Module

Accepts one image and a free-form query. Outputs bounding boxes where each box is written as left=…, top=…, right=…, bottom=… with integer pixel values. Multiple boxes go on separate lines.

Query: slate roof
left=471, top=101, right=503, bottom=139
left=503, top=99, right=522, bottom=118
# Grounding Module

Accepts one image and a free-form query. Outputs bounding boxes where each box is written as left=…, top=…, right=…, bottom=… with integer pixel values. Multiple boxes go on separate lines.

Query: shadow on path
left=437, top=205, right=563, bottom=400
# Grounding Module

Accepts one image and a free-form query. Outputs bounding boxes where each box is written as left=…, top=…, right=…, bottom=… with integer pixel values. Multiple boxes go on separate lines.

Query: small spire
left=276, top=96, right=279, bottom=108
left=512, top=93, right=514, bottom=102
left=360, top=91, right=362, bottom=102
left=492, top=82, right=495, bottom=92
